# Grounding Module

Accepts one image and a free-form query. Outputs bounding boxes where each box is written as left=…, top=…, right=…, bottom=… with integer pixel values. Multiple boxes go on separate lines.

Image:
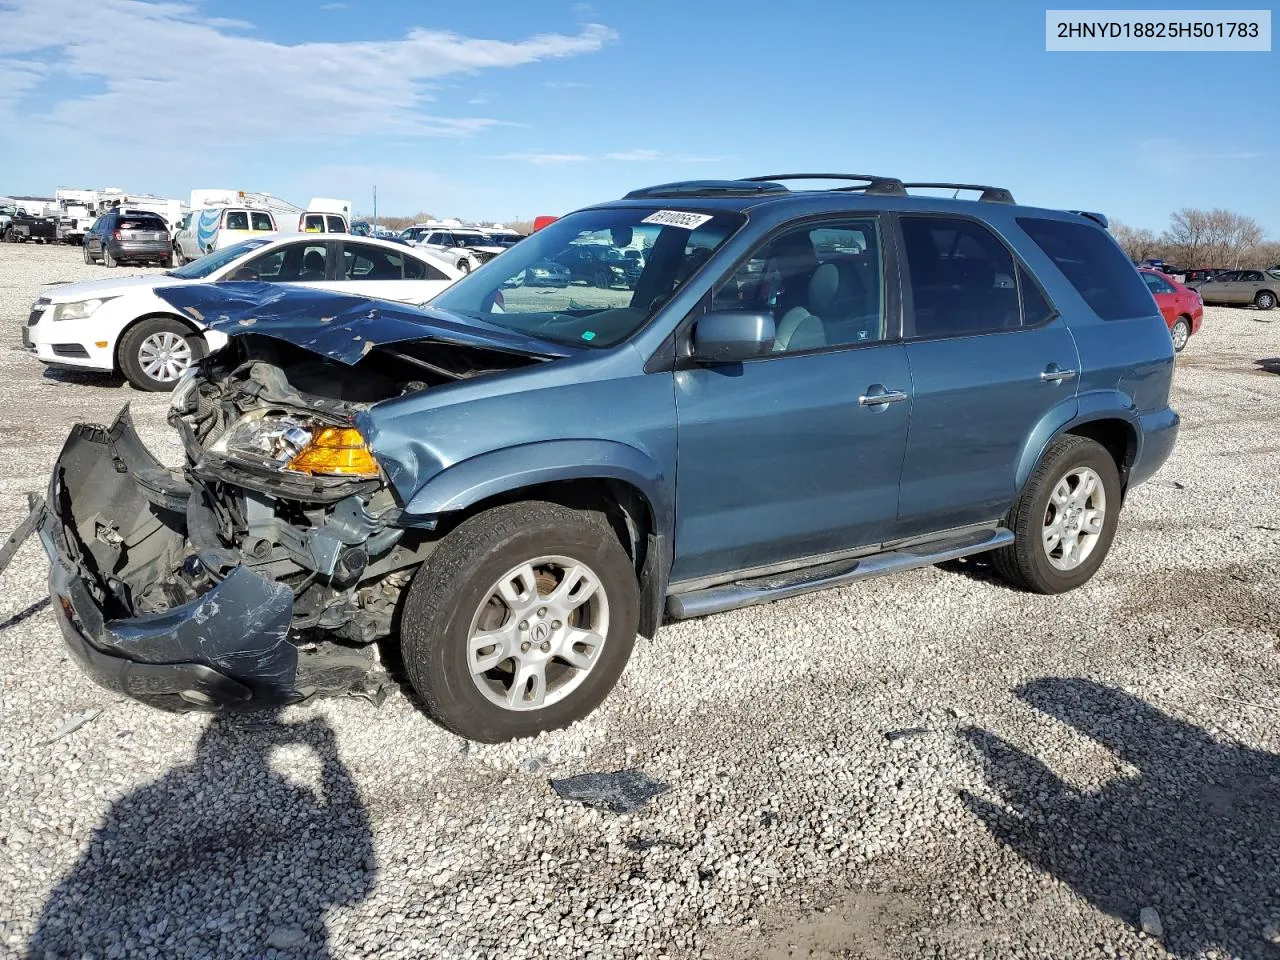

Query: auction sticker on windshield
left=641, top=210, right=715, bottom=230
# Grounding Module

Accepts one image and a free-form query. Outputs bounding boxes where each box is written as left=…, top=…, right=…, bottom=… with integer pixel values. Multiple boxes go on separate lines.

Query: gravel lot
left=1, top=242, right=1278, bottom=960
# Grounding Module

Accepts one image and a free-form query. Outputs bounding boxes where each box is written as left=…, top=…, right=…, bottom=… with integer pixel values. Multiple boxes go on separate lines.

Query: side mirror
left=690, top=311, right=775, bottom=363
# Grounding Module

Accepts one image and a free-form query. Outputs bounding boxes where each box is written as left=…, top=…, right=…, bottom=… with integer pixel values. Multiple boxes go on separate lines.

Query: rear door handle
left=858, top=386, right=909, bottom=407
left=1040, top=366, right=1077, bottom=383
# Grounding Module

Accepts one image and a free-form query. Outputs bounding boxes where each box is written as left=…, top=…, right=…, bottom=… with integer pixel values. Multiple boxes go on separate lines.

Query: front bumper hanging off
left=5, top=407, right=304, bottom=711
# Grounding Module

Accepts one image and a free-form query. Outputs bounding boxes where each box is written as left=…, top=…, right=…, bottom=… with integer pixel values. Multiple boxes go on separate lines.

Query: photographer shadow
left=961, top=678, right=1280, bottom=958
left=28, top=709, right=376, bottom=959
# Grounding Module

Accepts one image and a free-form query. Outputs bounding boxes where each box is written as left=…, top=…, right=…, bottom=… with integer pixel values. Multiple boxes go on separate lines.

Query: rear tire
left=103, top=246, right=116, bottom=268
left=172, top=243, right=186, bottom=266
left=1170, top=317, right=1191, bottom=352
left=118, top=317, right=204, bottom=392
left=1256, top=291, right=1276, bottom=311
left=992, top=435, right=1121, bottom=594
left=399, top=501, right=639, bottom=742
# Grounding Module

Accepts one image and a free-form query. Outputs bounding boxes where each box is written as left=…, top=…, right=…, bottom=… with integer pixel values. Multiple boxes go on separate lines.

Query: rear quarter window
left=1017, top=217, right=1156, bottom=321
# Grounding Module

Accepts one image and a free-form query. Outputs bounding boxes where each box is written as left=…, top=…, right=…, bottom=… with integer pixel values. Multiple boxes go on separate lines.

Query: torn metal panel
left=152, top=282, right=573, bottom=364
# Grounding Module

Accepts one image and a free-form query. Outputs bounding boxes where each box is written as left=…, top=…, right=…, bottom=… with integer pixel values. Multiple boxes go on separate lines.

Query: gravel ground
left=1, top=242, right=1278, bottom=960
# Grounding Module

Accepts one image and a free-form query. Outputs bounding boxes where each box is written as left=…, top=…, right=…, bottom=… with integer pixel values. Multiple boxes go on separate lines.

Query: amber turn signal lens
left=287, top=427, right=379, bottom=477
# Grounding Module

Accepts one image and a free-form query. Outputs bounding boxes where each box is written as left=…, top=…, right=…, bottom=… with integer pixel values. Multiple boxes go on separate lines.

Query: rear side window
left=404, top=255, right=449, bottom=281
left=1141, top=272, right=1176, bottom=295
left=900, top=216, right=1020, bottom=337
left=1017, top=217, right=1155, bottom=320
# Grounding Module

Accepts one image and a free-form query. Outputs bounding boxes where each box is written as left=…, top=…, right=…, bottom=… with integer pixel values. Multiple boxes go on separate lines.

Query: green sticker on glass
left=581, top=330, right=597, bottom=341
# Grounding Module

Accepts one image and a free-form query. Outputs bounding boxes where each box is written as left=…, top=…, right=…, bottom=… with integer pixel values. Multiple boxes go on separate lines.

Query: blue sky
left=0, top=0, right=1275, bottom=234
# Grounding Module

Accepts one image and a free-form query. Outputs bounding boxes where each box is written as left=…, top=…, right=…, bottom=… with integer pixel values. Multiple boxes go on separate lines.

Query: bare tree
left=1162, top=208, right=1211, bottom=268
left=1110, top=221, right=1162, bottom=261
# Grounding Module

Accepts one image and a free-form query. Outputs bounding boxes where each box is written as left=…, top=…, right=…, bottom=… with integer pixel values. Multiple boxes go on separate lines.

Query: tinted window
left=1018, top=217, right=1156, bottom=320
left=711, top=218, right=885, bottom=353
left=1018, top=265, right=1057, bottom=325
left=224, top=211, right=249, bottom=230
left=302, top=214, right=325, bottom=232
left=326, top=215, right=346, bottom=233
left=236, top=243, right=329, bottom=281
left=1141, top=272, right=1176, bottom=294
left=403, top=255, right=448, bottom=281
left=901, top=216, right=1019, bottom=337
left=1241, top=271, right=1263, bottom=282
left=343, top=243, right=406, bottom=280
left=118, top=216, right=166, bottom=231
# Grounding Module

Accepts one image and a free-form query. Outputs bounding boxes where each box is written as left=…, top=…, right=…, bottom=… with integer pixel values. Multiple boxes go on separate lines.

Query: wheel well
left=113, top=313, right=206, bottom=372
left=437, top=478, right=663, bottom=637
left=1066, top=419, right=1136, bottom=488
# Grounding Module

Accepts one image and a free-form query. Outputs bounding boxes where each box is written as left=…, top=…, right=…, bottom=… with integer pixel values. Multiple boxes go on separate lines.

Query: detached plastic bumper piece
left=34, top=406, right=300, bottom=712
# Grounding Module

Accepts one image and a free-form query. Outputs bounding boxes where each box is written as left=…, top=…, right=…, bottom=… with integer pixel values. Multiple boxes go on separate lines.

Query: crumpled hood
left=153, top=282, right=574, bottom=365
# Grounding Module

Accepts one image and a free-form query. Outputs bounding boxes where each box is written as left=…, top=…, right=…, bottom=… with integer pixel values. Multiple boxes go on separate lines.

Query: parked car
left=413, top=228, right=507, bottom=274
left=554, top=242, right=629, bottom=286
left=1194, top=269, right=1279, bottom=310
left=15, top=173, right=1178, bottom=743
left=3, top=207, right=58, bottom=243
left=82, top=210, right=171, bottom=266
left=512, top=259, right=571, bottom=287
left=1138, top=268, right=1202, bottom=351
left=1182, top=268, right=1228, bottom=287
left=24, top=234, right=461, bottom=391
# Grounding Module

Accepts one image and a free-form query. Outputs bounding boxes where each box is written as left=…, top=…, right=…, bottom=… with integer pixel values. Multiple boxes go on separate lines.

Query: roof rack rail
left=623, top=180, right=788, bottom=200
left=743, top=173, right=907, bottom=196
left=899, top=182, right=1015, bottom=204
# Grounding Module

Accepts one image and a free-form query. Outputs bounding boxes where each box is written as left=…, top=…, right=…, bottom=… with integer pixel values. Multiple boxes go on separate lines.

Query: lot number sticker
left=641, top=210, right=715, bottom=230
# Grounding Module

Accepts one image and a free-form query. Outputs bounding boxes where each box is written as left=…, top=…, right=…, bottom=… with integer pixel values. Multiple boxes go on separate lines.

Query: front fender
left=401, top=439, right=672, bottom=534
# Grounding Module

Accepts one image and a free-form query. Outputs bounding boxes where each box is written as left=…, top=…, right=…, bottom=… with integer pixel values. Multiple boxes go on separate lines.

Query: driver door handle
left=1040, top=366, right=1077, bottom=383
left=859, top=387, right=909, bottom=406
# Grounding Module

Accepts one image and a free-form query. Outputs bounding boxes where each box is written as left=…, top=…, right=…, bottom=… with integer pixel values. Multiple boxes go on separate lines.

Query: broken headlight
left=209, top=411, right=380, bottom=478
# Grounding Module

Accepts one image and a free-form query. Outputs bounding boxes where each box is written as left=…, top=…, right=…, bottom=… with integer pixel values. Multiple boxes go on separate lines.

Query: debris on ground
left=549, top=768, right=670, bottom=813
left=1139, top=906, right=1163, bottom=938
left=38, top=708, right=102, bottom=746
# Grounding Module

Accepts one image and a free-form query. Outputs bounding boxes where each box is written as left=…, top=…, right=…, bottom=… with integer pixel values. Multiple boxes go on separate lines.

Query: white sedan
left=24, top=234, right=461, bottom=391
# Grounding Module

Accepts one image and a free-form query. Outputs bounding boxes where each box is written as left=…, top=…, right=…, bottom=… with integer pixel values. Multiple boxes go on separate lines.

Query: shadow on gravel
left=38, top=367, right=127, bottom=390
left=961, top=678, right=1280, bottom=959
left=28, top=709, right=375, bottom=959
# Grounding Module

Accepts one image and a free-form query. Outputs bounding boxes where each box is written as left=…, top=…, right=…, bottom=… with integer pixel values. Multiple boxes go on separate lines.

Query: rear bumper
left=108, top=240, right=170, bottom=259
left=1130, top=406, right=1180, bottom=489
left=35, top=407, right=301, bottom=711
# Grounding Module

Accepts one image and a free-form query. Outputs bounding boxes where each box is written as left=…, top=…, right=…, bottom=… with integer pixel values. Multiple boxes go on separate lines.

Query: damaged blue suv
left=20, top=174, right=1179, bottom=741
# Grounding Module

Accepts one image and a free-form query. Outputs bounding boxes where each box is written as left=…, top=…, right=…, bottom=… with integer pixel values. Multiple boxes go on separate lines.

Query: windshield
left=455, top=233, right=496, bottom=248
left=168, top=237, right=273, bottom=279
left=431, top=207, right=744, bottom=348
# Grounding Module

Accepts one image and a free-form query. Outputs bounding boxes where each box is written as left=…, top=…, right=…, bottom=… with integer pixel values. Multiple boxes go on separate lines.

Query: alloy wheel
left=1042, top=466, right=1107, bottom=571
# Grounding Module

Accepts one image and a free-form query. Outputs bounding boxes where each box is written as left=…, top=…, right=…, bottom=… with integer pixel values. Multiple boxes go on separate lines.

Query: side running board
left=666, top=527, right=1014, bottom=620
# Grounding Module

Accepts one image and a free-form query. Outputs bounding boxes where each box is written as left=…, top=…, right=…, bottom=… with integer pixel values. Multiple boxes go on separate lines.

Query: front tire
left=1170, top=316, right=1191, bottom=352
left=118, top=318, right=203, bottom=392
left=458, top=258, right=472, bottom=275
left=400, top=501, right=639, bottom=742
left=82, top=244, right=92, bottom=265
left=1256, top=291, right=1276, bottom=311
left=992, top=435, right=1121, bottom=594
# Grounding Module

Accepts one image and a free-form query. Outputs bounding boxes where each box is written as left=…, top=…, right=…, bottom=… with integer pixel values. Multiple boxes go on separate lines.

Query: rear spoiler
left=1068, top=210, right=1109, bottom=229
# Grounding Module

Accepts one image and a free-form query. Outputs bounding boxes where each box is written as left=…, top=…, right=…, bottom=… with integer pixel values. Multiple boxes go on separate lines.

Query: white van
left=174, top=206, right=277, bottom=262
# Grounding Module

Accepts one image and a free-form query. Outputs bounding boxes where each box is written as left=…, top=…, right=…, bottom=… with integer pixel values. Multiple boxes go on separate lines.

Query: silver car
left=1194, top=269, right=1279, bottom=311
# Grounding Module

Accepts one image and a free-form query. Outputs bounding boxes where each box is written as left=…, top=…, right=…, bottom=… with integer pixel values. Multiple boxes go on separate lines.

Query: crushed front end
left=32, top=326, right=545, bottom=711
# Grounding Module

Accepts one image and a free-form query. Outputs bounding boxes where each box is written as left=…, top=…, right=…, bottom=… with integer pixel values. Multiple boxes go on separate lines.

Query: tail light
left=112, top=229, right=121, bottom=240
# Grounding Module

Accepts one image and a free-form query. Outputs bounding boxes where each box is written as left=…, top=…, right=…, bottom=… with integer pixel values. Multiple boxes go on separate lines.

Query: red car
left=1139, top=268, right=1202, bottom=352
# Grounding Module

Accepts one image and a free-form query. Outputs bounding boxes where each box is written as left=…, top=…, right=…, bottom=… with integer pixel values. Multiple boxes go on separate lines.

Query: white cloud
left=0, top=0, right=616, bottom=144
left=543, top=80, right=590, bottom=89
left=1135, top=138, right=1264, bottom=178
left=490, top=152, right=591, bottom=165
left=495, top=150, right=726, bottom=165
